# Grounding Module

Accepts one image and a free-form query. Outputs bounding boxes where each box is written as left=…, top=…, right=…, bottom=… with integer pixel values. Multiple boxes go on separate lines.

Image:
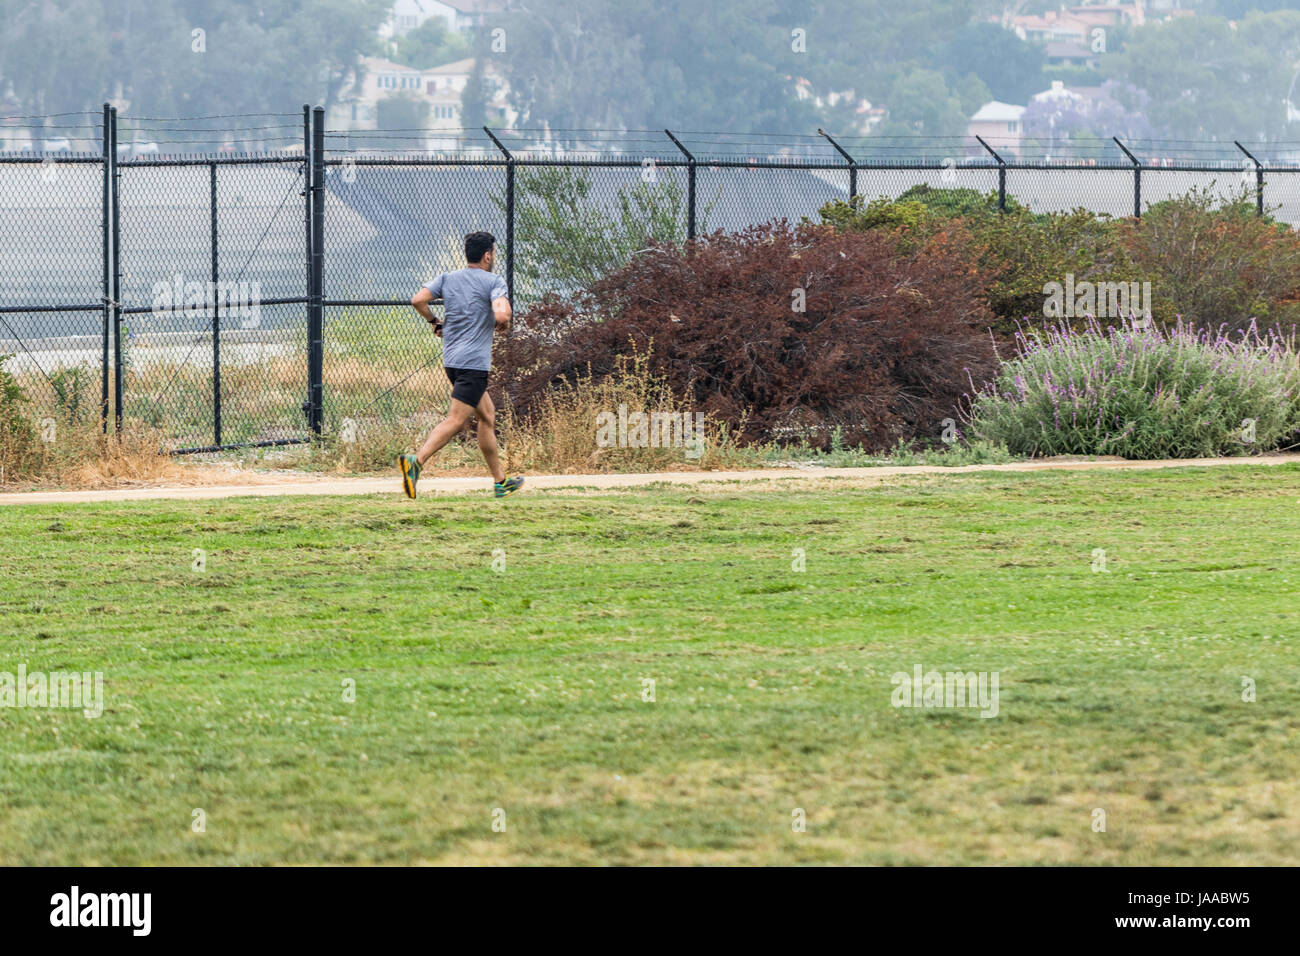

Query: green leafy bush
left=0, top=358, right=39, bottom=481
left=895, top=184, right=1026, bottom=219
left=1120, top=185, right=1300, bottom=331
left=817, top=184, right=1300, bottom=338
left=815, top=186, right=1025, bottom=235
left=815, top=194, right=931, bottom=237
left=816, top=190, right=1125, bottom=335
left=51, top=364, right=93, bottom=424
left=973, top=207, right=1126, bottom=333
left=967, top=318, right=1300, bottom=459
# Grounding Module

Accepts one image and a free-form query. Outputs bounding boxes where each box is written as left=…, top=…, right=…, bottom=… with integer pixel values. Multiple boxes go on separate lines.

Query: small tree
left=460, top=53, right=489, bottom=131
left=374, top=94, right=430, bottom=150
left=391, top=18, right=470, bottom=69
left=499, top=166, right=710, bottom=296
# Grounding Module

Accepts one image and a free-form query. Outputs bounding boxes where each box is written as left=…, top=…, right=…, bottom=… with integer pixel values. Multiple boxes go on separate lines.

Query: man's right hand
left=411, top=287, right=440, bottom=325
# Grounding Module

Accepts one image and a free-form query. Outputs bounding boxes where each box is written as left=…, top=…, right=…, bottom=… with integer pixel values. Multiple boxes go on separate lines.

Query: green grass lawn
left=1, top=465, right=1298, bottom=865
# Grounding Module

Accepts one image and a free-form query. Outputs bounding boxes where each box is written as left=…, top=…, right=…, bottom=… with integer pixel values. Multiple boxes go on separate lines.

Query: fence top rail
left=323, top=156, right=508, bottom=167
left=1000, top=162, right=1300, bottom=172
left=9, top=152, right=1300, bottom=173
left=319, top=155, right=895, bottom=170
left=0, top=153, right=105, bottom=165
left=15, top=112, right=1300, bottom=162
left=119, top=154, right=305, bottom=167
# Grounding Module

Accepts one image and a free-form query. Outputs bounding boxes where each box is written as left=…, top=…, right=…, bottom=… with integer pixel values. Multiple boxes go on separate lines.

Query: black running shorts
left=445, top=366, right=489, bottom=408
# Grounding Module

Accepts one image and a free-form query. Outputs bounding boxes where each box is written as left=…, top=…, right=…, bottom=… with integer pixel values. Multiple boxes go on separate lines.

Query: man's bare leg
left=402, top=391, right=519, bottom=499
left=475, top=391, right=506, bottom=484
left=416, top=400, right=474, bottom=467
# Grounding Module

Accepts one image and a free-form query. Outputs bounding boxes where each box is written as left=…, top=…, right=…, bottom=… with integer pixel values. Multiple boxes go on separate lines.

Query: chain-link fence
left=0, top=109, right=108, bottom=440
left=5, top=107, right=1300, bottom=453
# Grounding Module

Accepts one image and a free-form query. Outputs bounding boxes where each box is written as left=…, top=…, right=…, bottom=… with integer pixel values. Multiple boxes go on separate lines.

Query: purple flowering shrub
left=966, top=317, right=1300, bottom=459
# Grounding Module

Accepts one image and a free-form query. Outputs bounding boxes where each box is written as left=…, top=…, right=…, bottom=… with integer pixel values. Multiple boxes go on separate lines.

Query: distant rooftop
left=440, top=0, right=508, bottom=13
left=971, top=101, right=1027, bottom=122
left=1032, top=81, right=1105, bottom=102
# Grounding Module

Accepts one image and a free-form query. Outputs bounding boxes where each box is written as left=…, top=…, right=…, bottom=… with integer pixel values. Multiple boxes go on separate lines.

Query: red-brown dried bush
left=497, top=221, right=1000, bottom=450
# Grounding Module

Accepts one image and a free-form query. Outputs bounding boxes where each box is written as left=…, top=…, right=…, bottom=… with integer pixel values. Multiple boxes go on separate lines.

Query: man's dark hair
left=465, top=231, right=496, bottom=264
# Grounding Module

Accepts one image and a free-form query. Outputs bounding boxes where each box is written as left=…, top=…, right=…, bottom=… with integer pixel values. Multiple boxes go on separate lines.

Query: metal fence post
left=1114, top=137, right=1141, bottom=218
left=505, top=157, right=514, bottom=302
left=301, top=105, right=313, bottom=437
left=209, top=161, right=221, bottom=447
left=307, top=106, right=325, bottom=436
left=818, top=128, right=857, bottom=201
left=975, top=136, right=1006, bottom=212
left=100, top=103, right=111, bottom=434
left=303, top=103, right=312, bottom=332
left=665, top=130, right=696, bottom=240
left=1235, top=141, right=1265, bottom=216
left=483, top=127, right=514, bottom=302
left=110, top=106, right=122, bottom=433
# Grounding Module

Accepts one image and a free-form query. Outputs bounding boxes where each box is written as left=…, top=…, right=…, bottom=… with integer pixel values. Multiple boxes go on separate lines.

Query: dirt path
left=1, top=454, right=1295, bottom=506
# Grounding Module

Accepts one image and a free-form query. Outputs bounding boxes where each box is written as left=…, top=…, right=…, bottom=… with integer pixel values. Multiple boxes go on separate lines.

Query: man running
left=400, top=231, right=524, bottom=500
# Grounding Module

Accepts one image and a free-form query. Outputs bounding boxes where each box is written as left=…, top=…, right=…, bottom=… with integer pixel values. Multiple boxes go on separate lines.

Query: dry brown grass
left=1, top=354, right=197, bottom=487
left=321, top=412, right=485, bottom=475
left=0, top=419, right=191, bottom=489
left=500, top=349, right=746, bottom=474
left=2, top=342, right=757, bottom=487
left=314, top=347, right=750, bottom=477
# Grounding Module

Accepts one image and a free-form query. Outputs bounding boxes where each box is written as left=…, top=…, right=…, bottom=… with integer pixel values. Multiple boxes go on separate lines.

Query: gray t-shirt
left=424, top=267, right=508, bottom=372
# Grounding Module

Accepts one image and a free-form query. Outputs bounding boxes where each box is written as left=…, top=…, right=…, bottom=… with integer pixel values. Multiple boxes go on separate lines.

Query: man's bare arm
left=411, top=287, right=439, bottom=326
left=493, top=296, right=512, bottom=331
